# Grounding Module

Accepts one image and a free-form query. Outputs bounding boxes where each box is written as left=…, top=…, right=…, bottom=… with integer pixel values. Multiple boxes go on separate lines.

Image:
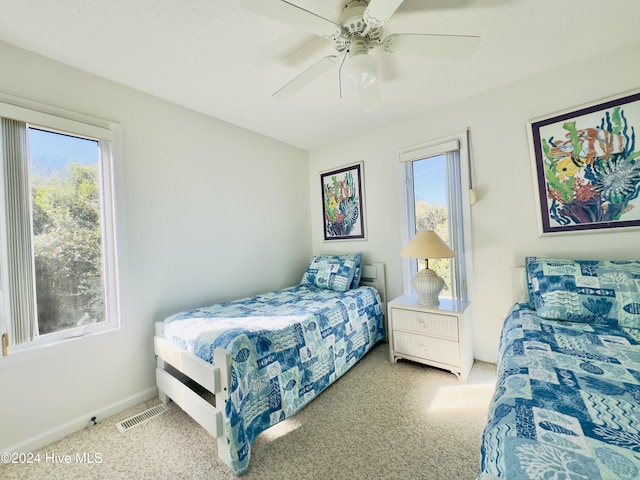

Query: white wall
left=0, top=41, right=310, bottom=452
left=3, top=33, right=640, bottom=454
left=309, top=40, right=640, bottom=362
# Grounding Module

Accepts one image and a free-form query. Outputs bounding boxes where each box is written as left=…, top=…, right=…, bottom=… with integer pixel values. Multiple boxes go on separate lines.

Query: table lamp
left=400, top=230, right=456, bottom=306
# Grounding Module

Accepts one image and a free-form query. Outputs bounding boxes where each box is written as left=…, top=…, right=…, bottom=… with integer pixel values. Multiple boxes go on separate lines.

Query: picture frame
left=321, top=162, right=366, bottom=241
left=529, top=90, right=640, bottom=235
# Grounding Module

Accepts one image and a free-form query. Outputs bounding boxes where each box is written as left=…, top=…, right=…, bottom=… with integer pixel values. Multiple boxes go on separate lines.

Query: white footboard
left=154, top=321, right=232, bottom=467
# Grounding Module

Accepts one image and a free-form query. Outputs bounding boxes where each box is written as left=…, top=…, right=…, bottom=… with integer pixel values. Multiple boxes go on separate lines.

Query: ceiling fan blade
left=273, top=56, right=338, bottom=100
left=363, top=0, right=405, bottom=29
left=358, top=79, right=381, bottom=112
left=383, top=33, right=480, bottom=58
left=240, top=0, right=341, bottom=39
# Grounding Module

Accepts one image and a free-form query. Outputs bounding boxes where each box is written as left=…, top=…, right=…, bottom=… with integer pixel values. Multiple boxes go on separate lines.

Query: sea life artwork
left=530, top=91, right=640, bottom=234
left=321, top=162, right=365, bottom=241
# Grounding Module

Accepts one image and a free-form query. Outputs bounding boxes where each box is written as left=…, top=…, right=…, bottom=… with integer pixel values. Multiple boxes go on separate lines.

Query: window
left=0, top=96, right=122, bottom=352
left=400, top=134, right=472, bottom=303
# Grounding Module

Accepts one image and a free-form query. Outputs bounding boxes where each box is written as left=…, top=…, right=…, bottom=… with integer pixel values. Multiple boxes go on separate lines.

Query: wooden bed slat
left=155, top=336, right=221, bottom=394
left=156, top=368, right=223, bottom=437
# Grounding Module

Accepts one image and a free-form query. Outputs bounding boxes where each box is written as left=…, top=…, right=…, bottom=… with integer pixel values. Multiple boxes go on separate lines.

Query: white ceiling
left=2, top=0, right=640, bottom=150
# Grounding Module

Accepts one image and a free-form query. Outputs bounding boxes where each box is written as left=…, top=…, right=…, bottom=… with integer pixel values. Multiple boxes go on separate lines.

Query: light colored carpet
left=1, top=343, right=497, bottom=480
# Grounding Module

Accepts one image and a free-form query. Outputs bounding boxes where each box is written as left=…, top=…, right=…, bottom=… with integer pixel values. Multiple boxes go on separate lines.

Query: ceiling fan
left=240, top=0, right=480, bottom=112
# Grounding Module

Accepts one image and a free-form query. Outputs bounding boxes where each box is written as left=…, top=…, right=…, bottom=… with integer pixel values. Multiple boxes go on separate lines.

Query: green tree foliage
left=31, top=163, right=105, bottom=334
left=415, top=199, right=451, bottom=294
left=415, top=199, right=448, bottom=237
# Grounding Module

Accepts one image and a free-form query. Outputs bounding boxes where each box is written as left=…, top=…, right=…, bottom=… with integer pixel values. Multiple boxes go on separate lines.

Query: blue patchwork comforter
left=478, top=302, right=640, bottom=480
left=162, top=285, right=384, bottom=475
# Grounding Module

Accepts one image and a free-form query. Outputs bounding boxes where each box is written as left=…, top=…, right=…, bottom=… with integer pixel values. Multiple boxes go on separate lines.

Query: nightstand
left=388, top=294, right=473, bottom=381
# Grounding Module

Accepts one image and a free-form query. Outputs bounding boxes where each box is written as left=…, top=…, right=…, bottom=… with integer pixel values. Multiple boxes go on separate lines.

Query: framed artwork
left=321, top=162, right=366, bottom=241
left=529, top=90, right=640, bottom=235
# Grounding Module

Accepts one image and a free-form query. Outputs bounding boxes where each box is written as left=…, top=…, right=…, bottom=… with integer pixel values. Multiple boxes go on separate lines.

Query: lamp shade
left=400, top=230, right=455, bottom=259
left=400, top=230, right=455, bottom=306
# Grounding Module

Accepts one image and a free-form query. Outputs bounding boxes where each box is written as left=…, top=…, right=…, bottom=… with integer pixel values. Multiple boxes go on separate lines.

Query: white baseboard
left=474, top=351, right=498, bottom=364
left=4, top=386, right=158, bottom=454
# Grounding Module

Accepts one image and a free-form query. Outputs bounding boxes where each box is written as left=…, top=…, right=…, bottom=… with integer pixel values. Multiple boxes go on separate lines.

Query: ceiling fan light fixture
left=341, top=52, right=377, bottom=89
left=241, top=0, right=481, bottom=110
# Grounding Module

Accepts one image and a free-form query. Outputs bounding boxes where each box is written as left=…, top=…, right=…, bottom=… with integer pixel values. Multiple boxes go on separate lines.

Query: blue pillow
left=526, top=257, right=640, bottom=328
left=336, top=253, right=363, bottom=288
left=300, top=254, right=360, bottom=292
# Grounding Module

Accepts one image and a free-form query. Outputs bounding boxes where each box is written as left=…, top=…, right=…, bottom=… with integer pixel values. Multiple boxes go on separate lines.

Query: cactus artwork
left=321, top=162, right=365, bottom=240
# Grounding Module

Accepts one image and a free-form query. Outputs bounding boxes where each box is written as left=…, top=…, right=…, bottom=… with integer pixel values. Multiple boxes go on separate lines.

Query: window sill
left=0, top=325, right=124, bottom=370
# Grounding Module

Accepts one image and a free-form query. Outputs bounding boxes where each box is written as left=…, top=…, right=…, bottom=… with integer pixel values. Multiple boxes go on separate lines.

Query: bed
left=478, top=256, right=640, bottom=480
left=153, top=254, right=386, bottom=476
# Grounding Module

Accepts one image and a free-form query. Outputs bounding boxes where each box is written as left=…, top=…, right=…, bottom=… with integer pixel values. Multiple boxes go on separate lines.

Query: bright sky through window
left=412, top=154, right=447, bottom=206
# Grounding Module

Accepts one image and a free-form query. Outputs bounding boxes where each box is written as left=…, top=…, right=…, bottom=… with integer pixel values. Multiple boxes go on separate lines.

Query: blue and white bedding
left=162, top=283, right=384, bottom=476
left=479, top=257, right=640, bottom=480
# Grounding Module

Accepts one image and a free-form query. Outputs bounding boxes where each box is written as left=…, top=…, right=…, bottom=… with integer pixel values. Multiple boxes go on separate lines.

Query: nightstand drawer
left=393, top=331, right=460, bottom=366
left=391, top=308, right=458, bottom=341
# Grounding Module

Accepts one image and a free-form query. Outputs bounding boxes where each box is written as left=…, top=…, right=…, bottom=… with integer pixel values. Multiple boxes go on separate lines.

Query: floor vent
left=116, top=403, right=169, bottom=433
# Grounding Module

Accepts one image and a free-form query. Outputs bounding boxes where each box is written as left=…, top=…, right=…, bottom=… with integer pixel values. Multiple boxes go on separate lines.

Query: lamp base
left=411, top=268, right=444, bottom=306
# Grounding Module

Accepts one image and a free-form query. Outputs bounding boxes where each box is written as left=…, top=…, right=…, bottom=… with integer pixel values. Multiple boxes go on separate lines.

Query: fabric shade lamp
left=400, top=230, right=456, bottom=306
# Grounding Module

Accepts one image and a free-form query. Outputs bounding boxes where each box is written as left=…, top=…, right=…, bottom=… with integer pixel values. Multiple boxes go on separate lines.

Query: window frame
left=399, top=132, right=474, bottom=303
left=0, top=93, right=125, bottom=355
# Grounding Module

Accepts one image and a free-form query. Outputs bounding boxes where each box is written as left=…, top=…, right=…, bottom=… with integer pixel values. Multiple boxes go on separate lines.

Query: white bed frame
left=153, top=262, right=386, bottom=469
left=511, top=266, right=527, bottom=303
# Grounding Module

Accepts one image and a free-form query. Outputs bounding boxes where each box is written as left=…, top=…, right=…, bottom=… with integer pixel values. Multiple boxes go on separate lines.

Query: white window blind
left=399, top=140, right=460, bottom=163
left=1, top=118, right=36, bottom=344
